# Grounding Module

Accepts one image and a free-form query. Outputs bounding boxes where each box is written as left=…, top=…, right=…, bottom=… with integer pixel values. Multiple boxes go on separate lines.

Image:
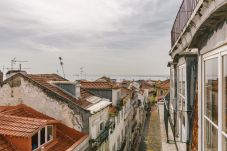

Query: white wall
left=0, top=77, right=83, bottom=131
left=109, top=108, right=125, bottom=151
left=112, top=89, right=121, bottom=106
left=89, top=107, right=109, bottom=139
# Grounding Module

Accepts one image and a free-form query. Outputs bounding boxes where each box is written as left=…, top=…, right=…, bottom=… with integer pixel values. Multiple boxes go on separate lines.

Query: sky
left=0, top=0, right=181, bottom=79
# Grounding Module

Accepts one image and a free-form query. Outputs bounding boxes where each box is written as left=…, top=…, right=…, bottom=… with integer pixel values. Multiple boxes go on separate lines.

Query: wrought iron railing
left=163, top=98, right=193, bottom=144
left=90, top=121, right=115, bottom=149
left=171, top=0, right=200, bottom=46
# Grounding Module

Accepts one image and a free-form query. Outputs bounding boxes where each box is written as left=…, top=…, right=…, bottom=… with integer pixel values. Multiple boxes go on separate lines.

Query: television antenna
left=11, top=58, right=28, bottom=70
left=80, top=67, right=84, bottom=80
left=59, top=57, right=65, bottom=78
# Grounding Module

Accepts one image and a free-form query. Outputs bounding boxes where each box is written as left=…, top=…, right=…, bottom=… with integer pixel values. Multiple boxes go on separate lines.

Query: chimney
left=0, top=70, right=3, bottom=84
left=75, top=82, right=81, bottom=98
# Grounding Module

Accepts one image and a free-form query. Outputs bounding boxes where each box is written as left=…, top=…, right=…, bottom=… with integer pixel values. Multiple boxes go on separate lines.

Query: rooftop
left=0, top=104, right=88, bottom=151
left=4, top=73, right=111, bottom=113
left=81, top=81, right=119, bottom=90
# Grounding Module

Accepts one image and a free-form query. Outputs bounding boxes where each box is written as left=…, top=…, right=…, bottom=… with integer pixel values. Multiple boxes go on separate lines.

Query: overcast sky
left=0, top=0, right=181, bottom=78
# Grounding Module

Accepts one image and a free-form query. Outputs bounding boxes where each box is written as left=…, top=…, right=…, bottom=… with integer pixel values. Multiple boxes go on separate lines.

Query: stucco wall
left=89, top=107, right=109, bottom=139
left=0, top=77, right=83, bottom=131
left=200, top=20, right=227, bottom=54
left=109, top=107, right=125, bottom=151
left=112, top=89, right=121, bottom=106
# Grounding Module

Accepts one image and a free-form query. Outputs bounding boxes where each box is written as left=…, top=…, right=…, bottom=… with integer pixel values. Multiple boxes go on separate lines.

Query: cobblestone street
left=139, top=105, right=162, bottom=151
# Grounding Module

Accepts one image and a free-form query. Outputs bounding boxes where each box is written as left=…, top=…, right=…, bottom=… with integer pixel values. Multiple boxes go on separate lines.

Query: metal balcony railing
left=164, top=98, right=194, bottom=145
left=90, top=121, right=115, bottom=149
left=171, top=0, right=200, bottom=46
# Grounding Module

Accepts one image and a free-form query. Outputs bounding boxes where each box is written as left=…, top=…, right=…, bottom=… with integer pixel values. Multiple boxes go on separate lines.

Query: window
left=203, top=57, right=219, bottom=151
left=222, top=136, right=227, bottom=151
left=177, top=64, right=187, bottom=139
left=100, top=122, right=104, bottom=131
left=32, top=125, right=53, bottom=150
left=204, top=58, right=219, bottom=125
left=47, top=126, right=53, bottom=141
left=40, top=128, right=45, bottom=145
left=32, top=133, right=38, bottom=150
left=202, top=50, right=227, bottom=151
left=223, top=55, right=227, bottom=133
left=204, top=119, right=218, bottom=151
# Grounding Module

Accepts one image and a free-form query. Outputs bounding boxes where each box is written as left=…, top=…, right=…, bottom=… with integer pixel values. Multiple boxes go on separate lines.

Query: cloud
left=0, top=0, right=181, bottom=78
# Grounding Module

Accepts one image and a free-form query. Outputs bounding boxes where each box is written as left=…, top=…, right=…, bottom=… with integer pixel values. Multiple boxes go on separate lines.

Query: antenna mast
left=80, top=67, right=84, bottom=80
left=59, top=57, right=65, bottom=78
left=10, top=58, right=28, bottom=71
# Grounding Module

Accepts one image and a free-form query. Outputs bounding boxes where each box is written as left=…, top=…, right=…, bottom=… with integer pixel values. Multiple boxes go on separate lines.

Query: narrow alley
left=139, top=105, right=162, bottom=151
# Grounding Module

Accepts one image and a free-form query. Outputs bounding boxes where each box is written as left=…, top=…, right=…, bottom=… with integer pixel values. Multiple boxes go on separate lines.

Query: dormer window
left=32, top=125, right=53, bottom=150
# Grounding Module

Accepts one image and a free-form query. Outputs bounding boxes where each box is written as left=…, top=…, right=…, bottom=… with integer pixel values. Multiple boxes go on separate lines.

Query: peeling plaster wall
left=109, top=108, right=125, bottom=151
left=89, top=107, right=109, bottom=139
left=0, top=77, right=84, bottom=132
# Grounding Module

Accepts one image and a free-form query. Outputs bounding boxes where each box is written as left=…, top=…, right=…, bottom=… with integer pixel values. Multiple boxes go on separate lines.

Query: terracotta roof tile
left=81, top=81, right=119, bottom=89
left=157, top=80, right=170, bottom=90
left=0, top=113, right=56, bottom=137
left=0, top=104, right=88, bottom=151
left=25, top=74, right=92, bottom=108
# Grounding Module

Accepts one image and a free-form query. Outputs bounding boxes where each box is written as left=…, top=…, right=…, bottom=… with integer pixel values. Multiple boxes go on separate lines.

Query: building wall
left=0, top=77, right=84, bottom=131
left=89, top=107, right=109, bottom=139
left=109, top=108, right=125, bottom=151
left=199, top=20, right=227, bottom=54
left=112, top=89, right=121, bottom=106
left=89, top=89, right=112, bottom=101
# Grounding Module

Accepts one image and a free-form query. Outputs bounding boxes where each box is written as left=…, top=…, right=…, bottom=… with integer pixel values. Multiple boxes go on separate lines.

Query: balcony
left=90, top=121, right=115, bottom=149
left=171, top=0, right=200, bottom=46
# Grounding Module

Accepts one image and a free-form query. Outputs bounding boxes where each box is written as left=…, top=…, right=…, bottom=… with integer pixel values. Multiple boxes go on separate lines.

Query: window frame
left=32, top=125, right=54, bottom=151
left=177, top=63, right=188, bottom=142
left=202, top=46, right=227, bottom=151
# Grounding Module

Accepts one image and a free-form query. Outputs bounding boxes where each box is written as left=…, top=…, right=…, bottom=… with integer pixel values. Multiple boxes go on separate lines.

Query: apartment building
left=166, top=0, right=227, bottom=151
left=81, top=79, right=148, bottom=151
left=0, top=71, right=111, bottom=151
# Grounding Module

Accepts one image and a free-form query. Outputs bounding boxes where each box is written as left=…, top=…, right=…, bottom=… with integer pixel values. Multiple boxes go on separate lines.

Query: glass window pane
left=32, top=133, right=38, bottom=150
left=40, top=128, right=45, bottom=145
left=204, top=58, right=218, bottom=125
left=47, top=126, right=53, bottom=141
left=204, top=119, right=218, bottom=151
left=182, top=68, right=186, bottom=96
left=223, top=135, right=227, bottom=151
left=223, top=55, right=227, bottom=133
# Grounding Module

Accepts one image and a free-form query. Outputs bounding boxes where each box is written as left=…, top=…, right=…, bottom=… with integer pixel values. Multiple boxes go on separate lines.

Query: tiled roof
left=140, top=82, right=152, bottom=89
left=27, top=74, right=92, bottom=108
left=157, top=80, right=170, bottom=90
left=0, top=113, right=56, bottom=137
left=4, top=73, right=92, bottom=109
left=0, top=104, right=88, bottom=151
left=80, top=88, right=94, bottom=98
left=109, top=105, right=117, bottom=115
left=47, top=123, right=87, bottom=151
left=0, top=135, right=16, bottom=151
left=95, top=76, right=111, bottom=82
left=81, top=81, right=119, bottom=89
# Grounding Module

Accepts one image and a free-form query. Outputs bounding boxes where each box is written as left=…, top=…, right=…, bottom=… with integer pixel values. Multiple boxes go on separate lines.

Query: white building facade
left=168, top=0, right=227, bottom=151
